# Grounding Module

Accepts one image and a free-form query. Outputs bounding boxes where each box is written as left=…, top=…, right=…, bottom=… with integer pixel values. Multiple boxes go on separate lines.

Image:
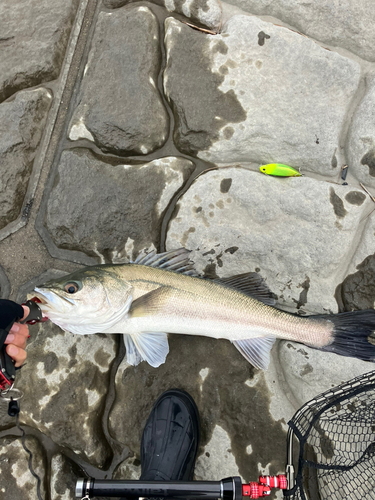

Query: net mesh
left=284, top=370, right=375, bottom=500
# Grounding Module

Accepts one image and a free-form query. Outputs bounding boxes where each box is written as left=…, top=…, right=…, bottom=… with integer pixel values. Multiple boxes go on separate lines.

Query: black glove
left=0, top=299, right=24, bottom=331
left=0, top=299, right=24, bottom=391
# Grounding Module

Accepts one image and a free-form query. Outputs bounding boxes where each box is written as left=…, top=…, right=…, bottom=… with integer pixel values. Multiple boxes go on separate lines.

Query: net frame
left=283, top=370, right=375, bottom=500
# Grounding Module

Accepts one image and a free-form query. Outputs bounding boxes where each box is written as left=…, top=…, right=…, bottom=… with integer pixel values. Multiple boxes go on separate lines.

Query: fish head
left=30, top=266, right=133, bottom=335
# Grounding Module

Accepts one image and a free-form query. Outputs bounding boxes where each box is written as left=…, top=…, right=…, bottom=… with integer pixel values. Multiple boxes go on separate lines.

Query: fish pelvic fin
left=133, top=248, right=199, bottom=276
left=123, top=332, right=169, bottom=368
left=214, top=273, right=276, bottom=306
left=233, top=336, right=276, bottom=370
left=313, top=310, right=375, bottom=362
left=123, top=334, right=143, bottom=366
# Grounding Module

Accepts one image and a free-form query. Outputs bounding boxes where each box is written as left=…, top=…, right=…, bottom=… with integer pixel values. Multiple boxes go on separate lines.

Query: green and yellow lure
left=260, top=163, right=301, bottom=177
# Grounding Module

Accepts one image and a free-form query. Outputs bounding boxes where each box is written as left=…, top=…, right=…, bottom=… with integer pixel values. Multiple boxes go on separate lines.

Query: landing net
left=284, top=369, right=375, bottom=500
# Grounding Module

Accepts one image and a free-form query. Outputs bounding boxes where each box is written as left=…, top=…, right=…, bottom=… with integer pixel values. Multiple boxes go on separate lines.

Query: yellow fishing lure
left=260, top=163, right=301, bottom=177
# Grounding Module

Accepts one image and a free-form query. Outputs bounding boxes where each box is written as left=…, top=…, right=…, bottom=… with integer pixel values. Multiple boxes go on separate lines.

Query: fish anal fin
left=215, top=273, right=276, bottom=306
left=233, top=336, right=276, bottom=370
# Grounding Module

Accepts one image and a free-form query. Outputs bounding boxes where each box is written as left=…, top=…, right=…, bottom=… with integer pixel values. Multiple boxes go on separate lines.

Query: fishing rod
left=75, top=369, right=375, bottom=500
left=75, top=475, right=287, bottom=499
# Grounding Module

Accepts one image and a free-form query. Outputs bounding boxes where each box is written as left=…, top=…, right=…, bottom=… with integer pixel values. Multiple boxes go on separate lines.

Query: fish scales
left=31, top=248, right=375, bottom=370
left=118, top=264, right=331, bottom=346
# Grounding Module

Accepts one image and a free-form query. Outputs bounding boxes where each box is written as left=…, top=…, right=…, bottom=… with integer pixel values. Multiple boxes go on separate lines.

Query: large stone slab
left=166, top=168, right=371, bottom=313
left=0, top=437, right=46, bottom=500
left=69, top=7, right=169, bottom=156
left=50, top=454, right=81, bottom=500
left=336, top=210, right=375, bottom=311
left=44, top=149, right=194, bottom=261
left=14, top=322, right=117, bottom=467
left=278, top=341, right=374, bottom=409
left=194, top=425, right=244, bottom=480
left=347, top=74, right=375, bottom=188
left=163, top=16, right=360, bottom=174
left=109, top=335, right=287, bottom=482
left=0, top=88, right=52, bottom=230
left=103, top=0, right=222, bottom=32
left=221, top=0, right=375, bottom=62
left=0, top=0, right=78, bottom=103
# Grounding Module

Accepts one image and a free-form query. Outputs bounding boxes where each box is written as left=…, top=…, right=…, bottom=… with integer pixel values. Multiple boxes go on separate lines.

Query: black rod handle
left=76, top=477, right=243, bottom=500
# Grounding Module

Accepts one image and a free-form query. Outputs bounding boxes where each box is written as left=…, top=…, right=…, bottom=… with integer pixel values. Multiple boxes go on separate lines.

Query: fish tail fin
left=316, top=310, right=375, bottom=362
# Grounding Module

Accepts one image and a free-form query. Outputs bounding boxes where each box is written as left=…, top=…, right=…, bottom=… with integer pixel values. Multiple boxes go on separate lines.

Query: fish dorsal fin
left=214, top=273, right=276, bottom=306
left=125, top=331, right=169, bottom=368
left=134, top=248, right=199, bottom=277
left=233, top=337, right=276, bottom=370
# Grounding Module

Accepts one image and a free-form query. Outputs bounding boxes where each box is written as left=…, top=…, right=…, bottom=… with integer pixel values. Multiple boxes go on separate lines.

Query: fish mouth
left=31, top=296, right=46, bottom=305
left=31, top=288, right=76, bottom=321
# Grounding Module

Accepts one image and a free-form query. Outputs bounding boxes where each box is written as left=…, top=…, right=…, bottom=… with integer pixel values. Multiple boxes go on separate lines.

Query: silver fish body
left=32, top=249, right=375, bottom=369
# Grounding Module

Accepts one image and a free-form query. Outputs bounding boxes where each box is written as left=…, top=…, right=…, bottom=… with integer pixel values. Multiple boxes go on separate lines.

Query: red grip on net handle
left=242, top=475, right=287, bottom=498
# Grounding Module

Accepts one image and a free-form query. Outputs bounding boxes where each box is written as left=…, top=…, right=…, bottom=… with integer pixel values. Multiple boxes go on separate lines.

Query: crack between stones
left=0, top=0, right=93, bottom=244
left=100, top=337, right=132, bottom=475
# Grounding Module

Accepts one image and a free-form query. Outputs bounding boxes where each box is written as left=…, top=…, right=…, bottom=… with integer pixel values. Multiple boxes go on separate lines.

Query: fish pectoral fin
left=128, top=332, right=169, bottom=368
left=129, top=287, right=171, bottom=318
left=233, top=336, right=276, bottom=370
left=123, top=334, right=143, bottom=366
left=214, top=273, right=276, bottom=306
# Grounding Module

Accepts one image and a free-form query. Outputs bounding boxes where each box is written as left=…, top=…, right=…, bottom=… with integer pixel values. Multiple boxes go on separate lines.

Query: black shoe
left=140, top=389, right=200, bottom=481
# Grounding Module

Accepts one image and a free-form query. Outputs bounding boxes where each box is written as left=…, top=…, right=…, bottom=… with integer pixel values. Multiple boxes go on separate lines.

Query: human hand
left=4, top=305, right=30, bottom=367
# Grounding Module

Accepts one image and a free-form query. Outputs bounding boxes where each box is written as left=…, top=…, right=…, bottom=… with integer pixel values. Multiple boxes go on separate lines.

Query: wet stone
left=220, top=0, right=375, bottom=62
left=278, top=341, right=372, bottom=408
left=338, top=254, right=375, bottom=311
left=0, top=436, right=47, bottom=500
left=13, top=322, right=117, bottom=467
left=44, top=149, right=194, bottom=262
left=103, top=0, right=222, bottom=32
left=113, top=456, right=142, bottom=480
left=166, top=168, right=371, bottom=313
left=347, top=74, right=375, bottom=188
left=339, top=210, right=375, bottom=307
left=164, top=16, right=360, bottom=174
left=164, top=18, right=247, bottom=156
left=0, top=88, right=52, bottom=231
left=194, top=425, right=244, bottom=480
left=69, top=6, right=169, bottom=156
left=109, top=335, right=286, bottom=483
left=0, top=0, right=79, bottom=103
left=50, top=454, right=82, bottom=500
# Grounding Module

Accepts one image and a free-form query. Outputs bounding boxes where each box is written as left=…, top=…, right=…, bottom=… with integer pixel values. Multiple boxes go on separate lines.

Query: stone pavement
left=1, top=0, right=375, bottom=498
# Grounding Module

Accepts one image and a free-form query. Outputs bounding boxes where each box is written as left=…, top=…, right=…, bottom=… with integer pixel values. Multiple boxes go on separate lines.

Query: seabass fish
left=31, top=248, right=375, bottom=369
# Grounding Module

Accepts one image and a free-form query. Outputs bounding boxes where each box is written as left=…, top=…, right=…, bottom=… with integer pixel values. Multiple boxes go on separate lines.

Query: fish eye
left=64, top=282, right=80, bottom=294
